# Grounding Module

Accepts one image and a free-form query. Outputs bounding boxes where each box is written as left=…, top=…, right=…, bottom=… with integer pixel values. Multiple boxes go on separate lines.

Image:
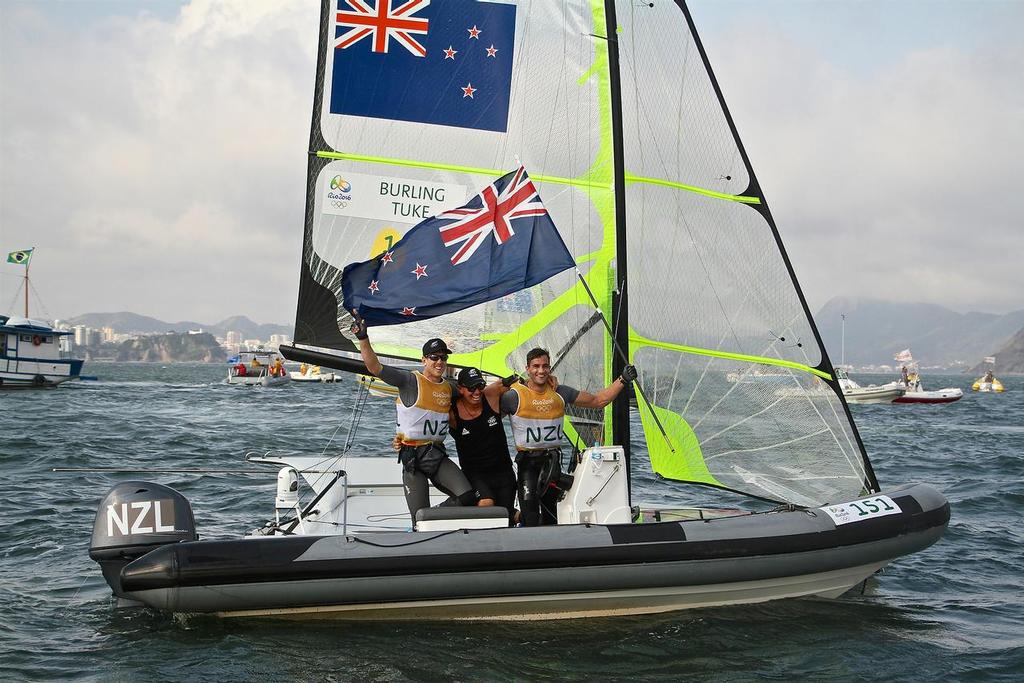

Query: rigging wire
left=574, top=269, right=673, bottom=452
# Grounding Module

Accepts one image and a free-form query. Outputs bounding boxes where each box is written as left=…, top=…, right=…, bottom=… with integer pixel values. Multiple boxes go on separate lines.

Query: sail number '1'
left=819, top=495, right=902, bottom=526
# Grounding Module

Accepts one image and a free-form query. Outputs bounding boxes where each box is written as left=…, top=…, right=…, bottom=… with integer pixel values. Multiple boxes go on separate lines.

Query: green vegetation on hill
left=79, top=333, right=225, bottom=363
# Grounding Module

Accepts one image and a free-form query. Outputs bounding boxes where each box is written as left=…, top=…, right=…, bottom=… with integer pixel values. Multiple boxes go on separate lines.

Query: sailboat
left=88, top=0, right=947, bottom=618
left=1, top=248, right=83, bottom=388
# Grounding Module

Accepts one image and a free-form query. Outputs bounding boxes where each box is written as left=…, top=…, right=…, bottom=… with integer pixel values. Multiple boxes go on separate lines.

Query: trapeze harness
left=393, top=370, right=477, bottom=511
left=395, top=371, right=452, bottom=475
left=509, top=383, right=570, bottom=526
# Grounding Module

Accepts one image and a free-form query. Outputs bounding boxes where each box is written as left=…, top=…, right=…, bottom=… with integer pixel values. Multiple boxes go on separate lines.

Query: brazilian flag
left=6, top=249, right=32, bottom=265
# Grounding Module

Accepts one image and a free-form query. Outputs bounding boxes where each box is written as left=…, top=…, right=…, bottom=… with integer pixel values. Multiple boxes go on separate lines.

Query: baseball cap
left=457, top=367, right=486, bottom=389
left=422, top=338, right=451, bottom=356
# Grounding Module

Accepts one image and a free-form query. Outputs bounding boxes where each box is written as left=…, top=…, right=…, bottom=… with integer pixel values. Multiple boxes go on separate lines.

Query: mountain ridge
left=65, top=312, right=292, bottom=340
left=815, top=297, right=1024, bottom=368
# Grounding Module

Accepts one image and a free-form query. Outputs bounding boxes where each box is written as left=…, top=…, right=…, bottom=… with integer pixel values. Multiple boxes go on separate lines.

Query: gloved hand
left=502, top=373, right=521, bottom=388
left=350, top=309, right=368, bottom=340
left=620, top=364, right=637, bottom=384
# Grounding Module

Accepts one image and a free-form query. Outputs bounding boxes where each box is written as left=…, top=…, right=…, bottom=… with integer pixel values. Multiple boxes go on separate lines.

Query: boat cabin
left=0, top=315, right=83, bottom=388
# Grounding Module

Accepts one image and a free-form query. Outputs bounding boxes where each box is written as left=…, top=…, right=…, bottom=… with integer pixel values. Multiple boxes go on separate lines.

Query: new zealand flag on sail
left=330, top=0, right=517, bottom=133
left=341, top=167, right=575, bottom=326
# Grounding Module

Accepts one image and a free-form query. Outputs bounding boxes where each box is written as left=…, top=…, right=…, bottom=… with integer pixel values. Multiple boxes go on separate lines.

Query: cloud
left=2, top=0, right=1020, bottom=324
left=1, top=0, right=316, bottom=322
left=699, top=7, right=1024, bottom=314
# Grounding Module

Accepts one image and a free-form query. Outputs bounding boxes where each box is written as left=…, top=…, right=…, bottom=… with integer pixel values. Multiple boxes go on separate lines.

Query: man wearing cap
left=500, top=347, right=637, bottom=527
left=451, top=367, right=517, bottom=523
left=351, top=314, right=479, bottom=524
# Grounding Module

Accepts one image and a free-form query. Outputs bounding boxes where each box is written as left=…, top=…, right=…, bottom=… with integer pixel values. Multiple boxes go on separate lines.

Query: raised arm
left=351, top=310, right=382, bottom=377
left=570, top=365, right=637, bottom=410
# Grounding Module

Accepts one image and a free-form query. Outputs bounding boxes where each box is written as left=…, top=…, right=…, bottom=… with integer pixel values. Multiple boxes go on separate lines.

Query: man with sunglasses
left=351, top=313, right=479, bottom=525
left=500, top=347, right=637, bottom=527
left=450, top=367, right=517, bottom=524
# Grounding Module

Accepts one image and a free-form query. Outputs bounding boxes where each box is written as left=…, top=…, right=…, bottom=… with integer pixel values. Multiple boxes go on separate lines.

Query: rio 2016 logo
left=327, top=175, right=353, bottom=209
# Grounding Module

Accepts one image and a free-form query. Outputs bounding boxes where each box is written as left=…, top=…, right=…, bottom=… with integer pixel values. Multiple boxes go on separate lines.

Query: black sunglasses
left=426, top=354, right=448, bottom=362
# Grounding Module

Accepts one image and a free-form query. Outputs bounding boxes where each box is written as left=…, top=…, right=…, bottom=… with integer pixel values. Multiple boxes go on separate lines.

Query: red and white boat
left=892, top=367, right=962, bottom=404
left=893, top=384, right=963, bottom=404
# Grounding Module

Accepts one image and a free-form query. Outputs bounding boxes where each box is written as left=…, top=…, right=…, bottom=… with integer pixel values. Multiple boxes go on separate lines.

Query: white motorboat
left=894, top=372, right=962, bottom=404
left=835, top=369, right=905, bottom=404
left=226, top=350, right=288, bottom=387
left=290, top=364, right=340, bottom=383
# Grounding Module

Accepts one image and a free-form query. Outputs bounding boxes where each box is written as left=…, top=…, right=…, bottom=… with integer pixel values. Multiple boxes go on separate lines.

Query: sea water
left=1, top=365, right=1021, bottom=681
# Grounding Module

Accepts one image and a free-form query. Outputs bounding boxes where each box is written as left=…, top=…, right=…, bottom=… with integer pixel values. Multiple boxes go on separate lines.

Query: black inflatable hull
left=113, top=483, right=949, bottom=619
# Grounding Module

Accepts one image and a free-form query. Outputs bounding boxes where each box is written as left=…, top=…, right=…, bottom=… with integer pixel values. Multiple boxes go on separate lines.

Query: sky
left=1, top=0, right=1021, bottom=325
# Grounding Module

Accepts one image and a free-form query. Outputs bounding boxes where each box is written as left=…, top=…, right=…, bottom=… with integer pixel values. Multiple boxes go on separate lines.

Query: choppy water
left=1, top=364, right=1021, bottom=681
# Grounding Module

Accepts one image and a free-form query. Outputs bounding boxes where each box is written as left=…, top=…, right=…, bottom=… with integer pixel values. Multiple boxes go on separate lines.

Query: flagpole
left=24, top=250, right=31, bottom=318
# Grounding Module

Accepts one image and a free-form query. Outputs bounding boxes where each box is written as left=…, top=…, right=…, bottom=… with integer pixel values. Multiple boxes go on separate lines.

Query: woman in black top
left=450, top=367, right=517, bottom=523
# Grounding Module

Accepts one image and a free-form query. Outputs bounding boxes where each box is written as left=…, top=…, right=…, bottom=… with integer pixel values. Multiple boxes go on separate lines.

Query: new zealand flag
left=341, top=167, right=575, bottom=326
left=330, top=0, right=516, bottom=132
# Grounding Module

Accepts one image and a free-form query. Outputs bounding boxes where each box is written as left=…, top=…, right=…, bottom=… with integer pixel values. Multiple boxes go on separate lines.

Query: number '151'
left=849, top=497, right=895, bottom=516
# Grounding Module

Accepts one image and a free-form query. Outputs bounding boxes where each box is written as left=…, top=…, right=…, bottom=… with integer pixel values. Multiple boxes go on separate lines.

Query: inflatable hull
left=893, top=388, right=963, bottom=404
left=114, top=484, right=948, bottom=619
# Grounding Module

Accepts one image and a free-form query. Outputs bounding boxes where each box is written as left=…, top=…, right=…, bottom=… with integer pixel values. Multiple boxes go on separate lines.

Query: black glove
left=350, top=309, right=368, bottom=340
left=620, top=364, right=637, bottom=385
left=502, top=373, right=521, bottom=388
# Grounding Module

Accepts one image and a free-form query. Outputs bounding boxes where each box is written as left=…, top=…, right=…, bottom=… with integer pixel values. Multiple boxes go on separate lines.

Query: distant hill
left=968, top=328, right=1024, bottom=375
left=66, top=312, right=291, bottom=340
left=114, top=332, right=225, bottom=363
left=815, top=298, right=1024, bottom=367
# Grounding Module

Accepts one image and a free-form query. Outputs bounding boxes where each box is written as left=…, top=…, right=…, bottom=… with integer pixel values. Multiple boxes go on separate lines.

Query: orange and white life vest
left=396, top=371, right=451, bottom=445
left=509, top=383, right=565, bottom=451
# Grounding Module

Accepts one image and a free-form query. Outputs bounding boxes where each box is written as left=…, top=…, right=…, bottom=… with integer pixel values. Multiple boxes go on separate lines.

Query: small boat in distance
left=892, top=355, right=962, bottom=404
left=1, top=248, right=84, bottom=388
left=972, top=370, right=1005, bottom=393
left=835, top=368, right=905, bottom=404
left=226, top=350, right=288, bottom=387
left=0, top=315, right=83, bottom=388
left=290, top=363, right=340, bottom=383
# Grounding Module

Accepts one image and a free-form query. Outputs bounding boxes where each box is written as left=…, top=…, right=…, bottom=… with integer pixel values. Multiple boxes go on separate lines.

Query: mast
left=603, top=0, right=631, bottom=499
left=24, top=258, right=30, bottom=317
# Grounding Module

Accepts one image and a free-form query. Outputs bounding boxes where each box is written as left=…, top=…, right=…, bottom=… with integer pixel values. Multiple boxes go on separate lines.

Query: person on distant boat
left=983, top=370, right=994, bottom=383
left=901, top=365, right=909, bottom=386
left=299, top=362, right=308, bottom=375
left=450, top=367, right=518, bottom=524
left=500, top=347, right=636, bottom=527
left=270, top=357, right=285, bottom=377
left=351, top=311, right=479, bottom=524
left=234, top=362, right=247, bottom=377
left=250, top=356, right=262, bottom=370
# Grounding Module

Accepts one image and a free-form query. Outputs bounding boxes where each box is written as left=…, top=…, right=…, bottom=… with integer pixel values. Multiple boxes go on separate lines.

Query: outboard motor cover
left=89, top=481, right=196, bottom=599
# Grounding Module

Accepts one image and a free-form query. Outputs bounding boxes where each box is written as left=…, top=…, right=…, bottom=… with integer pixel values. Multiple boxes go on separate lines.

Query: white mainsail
left=291, top=0, right=875, bottom=507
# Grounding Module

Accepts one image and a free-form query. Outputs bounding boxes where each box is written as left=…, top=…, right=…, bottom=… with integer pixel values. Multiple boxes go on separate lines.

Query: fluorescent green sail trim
left=629, top=332, right=833, bottom=381
left=624, top=172, right=761, bottom=205
left=315, top=151, right=758, bottom=207
left=315, top=151, right=607, bottom=190
left=636, top=398, right=721, bottom=486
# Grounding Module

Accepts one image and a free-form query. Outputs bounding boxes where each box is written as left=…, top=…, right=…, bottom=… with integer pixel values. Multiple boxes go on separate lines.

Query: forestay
left=292, top=0, right=875, bottom=507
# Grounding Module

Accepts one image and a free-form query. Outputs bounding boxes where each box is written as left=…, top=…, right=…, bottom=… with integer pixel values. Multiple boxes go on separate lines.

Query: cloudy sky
left=1, top=0, right=1021, bottom=325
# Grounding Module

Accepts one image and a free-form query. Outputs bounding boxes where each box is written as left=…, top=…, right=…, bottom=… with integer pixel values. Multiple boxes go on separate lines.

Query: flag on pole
left=341, top=166, right=575, bottom=326
left=894, top=349, right=913, bottom=362
left=984, top=356, right=996, bottom=364
left=6, top=249, right=33, bottom=265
